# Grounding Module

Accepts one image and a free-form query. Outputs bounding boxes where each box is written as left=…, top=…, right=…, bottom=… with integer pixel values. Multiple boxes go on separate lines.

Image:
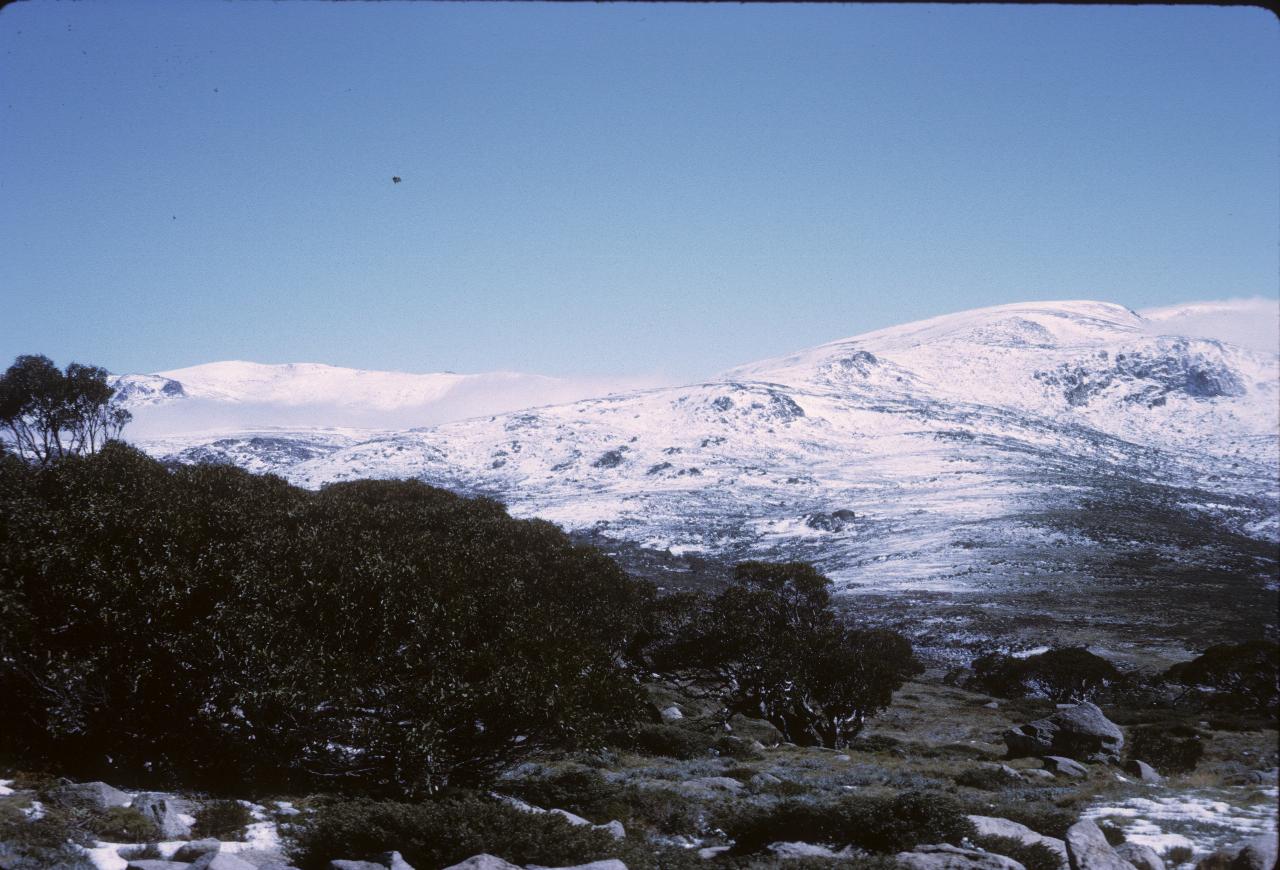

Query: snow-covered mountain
left=112, top=361, right=658, bottom=435
left=129, top=300, right=1279, bottom=648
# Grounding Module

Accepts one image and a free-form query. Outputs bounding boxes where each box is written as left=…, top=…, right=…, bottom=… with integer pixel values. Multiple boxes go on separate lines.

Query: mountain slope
left=131, top=300, right=1280, bottom=653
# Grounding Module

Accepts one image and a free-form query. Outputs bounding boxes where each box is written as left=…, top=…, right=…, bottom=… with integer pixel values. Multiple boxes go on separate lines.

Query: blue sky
left=1, top=2, right=1276, bottom=381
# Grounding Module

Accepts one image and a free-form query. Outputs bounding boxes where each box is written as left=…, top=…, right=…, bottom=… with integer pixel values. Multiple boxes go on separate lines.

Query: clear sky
left=1, top=1, right=1276, bottom=382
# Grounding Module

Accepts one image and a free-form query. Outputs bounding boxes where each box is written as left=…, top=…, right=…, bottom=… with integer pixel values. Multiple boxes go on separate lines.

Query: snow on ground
left=1086, top=786, right=1279, bottom=858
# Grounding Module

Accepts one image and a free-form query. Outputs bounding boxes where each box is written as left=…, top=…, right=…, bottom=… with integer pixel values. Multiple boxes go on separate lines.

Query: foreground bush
left=1164, top=641, right=1279, bottom=716
left=0, top=444, right=652, bottom=796
left=720, top=791, right=974, bottom=855
left=499, top=767, right=705, bottom=835
left=288, top=796, right=623, bottom=869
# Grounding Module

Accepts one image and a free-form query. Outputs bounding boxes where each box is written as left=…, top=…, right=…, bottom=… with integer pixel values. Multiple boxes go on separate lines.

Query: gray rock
left=52, top=780, right=132, bottom=809
left=659, top=705, right=684, bottom=721
left=769, top=841, right=850, bottom=859
left=600, top=820, right=626, bottom=840
left=690, top=776, right=743, bottom=792
left=329, top=863, right=385, bottom=870
left=1065, top=820, right=1138, bottom=870
left=1115, top=843, right=1165, bottom=870
left=126, top=862, right=190, bottom=870
left=1229, top=836, right=1278, bottom=870
left=132, top=794, right=193, bottom=839
left=190, top=854, right=260, bottom=870
left=750, top=772, right=783, bottom=789
left=968, top=815, right=1068, bottom=869
left=698, top=846, right=732, bottom=859
left=1006, top=702, right=1124, bottom=763
left=379, top=851, right=415, bottom=870
left=442, top=856, right=522, bottom=870
left=257, top=863, right=304, bottom=870
left=727, top=713, right=784, bottom=746
left=173, top=839, right=223, bottom=862
left=1021, top=768, right=1057, bottom=781
left=1043, top=756, right=1090, bottom=778
left=232, top=851, right=292, bottom=868
left=1124, top=760, right=1163, bottom=784
left=542, top=863, right=627, bottom=870
left=898, top=844, right=1026, bottom=870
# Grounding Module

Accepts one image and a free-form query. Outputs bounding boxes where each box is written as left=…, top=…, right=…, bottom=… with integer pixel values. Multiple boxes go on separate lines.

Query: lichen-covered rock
left=1043, top=756, right=1090, bottom=778
left=132, top=793, right=193, bottom=839
left=898, top=843, right=1026, bottom=870
left=968, top=815, right=1068, bottom=869
left=1065, top=820, right=1138, bottom=870
left=1006, top=703, right=1123, bottom=763
left=1115, top=842, right=1165, bottom=870
left=173, top=838, right=222, bottom=862
left=51, top=780, right=132, bottom=810
left=190, top=853, right=259, bottom=870
left=1123, top=760, right=1163, bottom=784
left=441, top=858, right=521, bottom=870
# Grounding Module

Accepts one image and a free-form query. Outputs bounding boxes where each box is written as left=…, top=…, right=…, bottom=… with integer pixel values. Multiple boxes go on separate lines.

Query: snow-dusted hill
left=129, top=300, right=1279, bottom=648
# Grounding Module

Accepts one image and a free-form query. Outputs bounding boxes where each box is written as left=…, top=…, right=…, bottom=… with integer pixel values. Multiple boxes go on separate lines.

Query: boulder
left=1123, top=760, right=1163, bottom=785
left=1225, top=836, right=1278, bottom=870
left=132, top=794, right=193, bottom=839
left=727, top=713, right=784, bottom=746
left=1006, top=702, right=1124, bottom=763
left=1043, top=757, right=1090, bottom=778
left=599, top=820, right=626, bottom=840
left=750, top=772, right=782, bottom=789
left=442, top=856, right=522, bottom=870
left=190, top=854, right=260, bottom=870
left=1115, top=843, right=1165, bottom=870
left=769, top=841, right=850, bottom=859
left=1021, top=768, right=1057, bottom=782
left=51, top=780, right=132, bottom=809
left=329, top=863, right=387, bottom=870
left=1065, top=820, right=1138, bottom=870
left=968, top=815, right=1068, bottom=869
left=659, top=705, right=683, bottom=721
left=173, top=839, right=223, bottom=861
left=897, top=844, right=1026, bottom=870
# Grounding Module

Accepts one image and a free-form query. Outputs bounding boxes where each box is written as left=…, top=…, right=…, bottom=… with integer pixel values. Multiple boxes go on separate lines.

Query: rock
left=897, top=843, right=1027, bottom=870
left=968, top=815, right=1069, bottom=869
left=375, top=852, right=413, bottom=870
left=257, top=863, right=304, bottom=870
left=690, top=776, right=743, bottom=792
left=1124, top=760, right=1164, bottom=784
left=549, top=807, right=593, bottom=827
left=1065, top=820, right=1138, bottom=870
left=659, top=705, right=684, bottom=721
left=329, top=863, right=387, bottom=870
left=750, top=772, right=782, bottom=789
left=984, top=701, right=1001, bottom=709
left=126, top=862, right=190, bottom=870
left=1005, top=702, right=1124, bottom=763
left=769, top=841, right=850, bottom=859
left=132, top=793, right=193, bottom=839
left=1021, top=768, right=1057, bottom=781
left=1043, top=756, right=1090, bottom=778
left=1229, top=836, right=1278, bottom=870
left=1115, top=843, right=1165, bottom=870
left=542, top=863, right=627, bottom=870
left=51, top=780, right=132, bottom=809
left=441, top=858, right=522, bottom=870
left=173, top=839, right=223, bottom=861
left=698, top=846, right=732, bottom=859
left=190, top=854, right=260, bottom=870
left=600, top=820, right=626, bottom=840
left=727, top=713, right=784, bottom=746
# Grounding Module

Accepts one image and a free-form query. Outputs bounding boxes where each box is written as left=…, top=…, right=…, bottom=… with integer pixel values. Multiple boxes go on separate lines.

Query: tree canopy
left=0, top=354, right=130, bottom=464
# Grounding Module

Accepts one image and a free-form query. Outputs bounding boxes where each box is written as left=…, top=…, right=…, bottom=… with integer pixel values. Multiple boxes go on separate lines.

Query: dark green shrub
left=974, top=835, right=1062, bottom=870
left=1165, top=845, right=1195, bottom=865
left=1128, top=725, right=1204, bottom=774
left=971, top=648, right=1119, bottom=702
left=288, top=795, right=620, bottom=870
left=720, top=791, right=973, bottom=855
left=632, top=723, right=716, bottom=759
left=0, top=803, right=95, bottom=868
left=0, top=444, right=652, bottom=796
left=1098, top=820, right=1127, bottom=846
left=91, top=806, right=160, bottom=842
left=849, top=734, right=903, bottom=753
left=1164, top=641, right=1279, bottom=715
left=192, top=799, right=253, bottom=840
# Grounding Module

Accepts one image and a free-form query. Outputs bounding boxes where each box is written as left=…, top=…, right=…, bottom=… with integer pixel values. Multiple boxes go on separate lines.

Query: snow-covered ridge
left=127, top=299, right=1280, bottom=604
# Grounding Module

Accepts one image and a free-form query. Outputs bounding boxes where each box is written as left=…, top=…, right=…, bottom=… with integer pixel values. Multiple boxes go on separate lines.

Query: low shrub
left=954, top=766, right=1019, bottom=791
left=973, top=835, right=1062, bottom=870
left=499, top=767, right=704, bottom=835
left=719, top=791, right=974, bottom=855
left=193, top=799, right=253, bottom=840
left=0, top=803, right=95, bottom=869
left=91, top=806, right=160, bottom=842
left=631, top=723, right=717, bottom=760
left=715, top=735, right=764, bottom=761
left=288, top=795, right=622, bottom=870
left=1128, top=725, right=1204, bottom=775
left=848, top=734, right=903, bottom=754
left=1164, top=845, right=1195, bottom=866
left=1097, top=820, right=1127, bottom=846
